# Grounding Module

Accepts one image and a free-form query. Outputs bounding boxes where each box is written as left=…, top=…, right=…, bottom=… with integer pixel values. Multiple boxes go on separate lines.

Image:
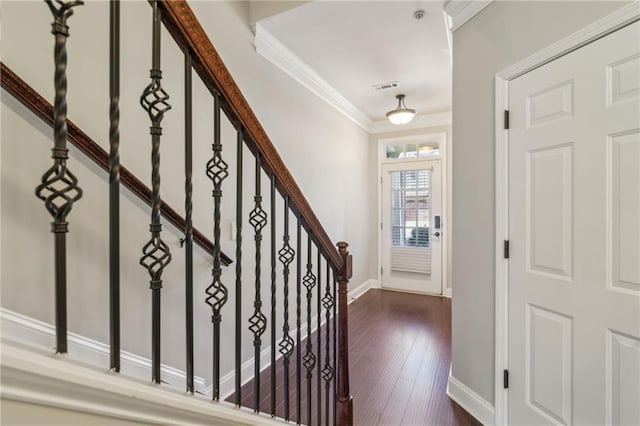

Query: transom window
left=386, top=142, right=439, bottom=159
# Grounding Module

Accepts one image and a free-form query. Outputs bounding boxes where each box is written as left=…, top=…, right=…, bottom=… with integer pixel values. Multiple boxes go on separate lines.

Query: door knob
left=434, top=232, right=441, bottom=237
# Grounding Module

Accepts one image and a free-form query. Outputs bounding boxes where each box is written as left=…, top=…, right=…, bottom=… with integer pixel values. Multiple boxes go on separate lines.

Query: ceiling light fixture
left=386, top=94, right=416, bottom=125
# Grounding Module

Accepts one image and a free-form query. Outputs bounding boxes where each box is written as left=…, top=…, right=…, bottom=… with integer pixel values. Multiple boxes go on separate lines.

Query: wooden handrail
left=155, top=0, right=343, bottom=272
left=0, top=62, right=232, bottom=266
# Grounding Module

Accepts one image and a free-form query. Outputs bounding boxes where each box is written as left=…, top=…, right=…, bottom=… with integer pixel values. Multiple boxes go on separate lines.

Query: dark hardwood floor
left=229, top=289, right=480, bottom=426
left=347, top=289, right=479, bottom=426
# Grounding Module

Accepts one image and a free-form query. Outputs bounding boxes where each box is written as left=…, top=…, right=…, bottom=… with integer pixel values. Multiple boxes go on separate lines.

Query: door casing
left=493, top=5, right=640, bottom=424
left=377, top=132, right=449, bottom=296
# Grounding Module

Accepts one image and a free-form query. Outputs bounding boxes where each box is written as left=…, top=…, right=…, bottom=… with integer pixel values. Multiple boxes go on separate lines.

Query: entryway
left=378, top=134, right=447, bottom=296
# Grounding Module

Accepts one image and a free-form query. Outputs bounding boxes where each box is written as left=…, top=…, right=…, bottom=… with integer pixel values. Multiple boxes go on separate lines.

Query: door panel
left=509, top=21, right=640, bottom=425
left=382, top=160, right=442, bottom=294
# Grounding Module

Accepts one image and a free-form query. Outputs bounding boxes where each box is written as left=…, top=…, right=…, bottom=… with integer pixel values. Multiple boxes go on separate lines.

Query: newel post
left=336, top=241, right=353, bottom=426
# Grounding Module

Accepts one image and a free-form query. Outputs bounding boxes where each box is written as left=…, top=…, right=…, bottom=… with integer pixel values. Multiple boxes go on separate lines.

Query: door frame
left=377, top=132, right=449, bottom=296
left=493, top=4, right=640, bottom=424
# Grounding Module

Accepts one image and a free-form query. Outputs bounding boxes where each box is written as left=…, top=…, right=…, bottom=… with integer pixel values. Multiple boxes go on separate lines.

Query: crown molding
left=255, top=23, right=374, bottom=131
left=444, top=0, right=493, bottom=32
left=369, top=111, right=452, bottom=134
left=255, top=24, right=452, bottom=134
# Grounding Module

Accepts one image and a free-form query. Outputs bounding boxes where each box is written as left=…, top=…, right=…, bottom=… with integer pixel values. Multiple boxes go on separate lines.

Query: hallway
left=348, top=289, right=478, bottom=426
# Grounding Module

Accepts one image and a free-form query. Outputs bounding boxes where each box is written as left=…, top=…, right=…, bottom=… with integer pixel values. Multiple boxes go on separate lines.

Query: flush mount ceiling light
left=386, top=94, right=416, bottom=125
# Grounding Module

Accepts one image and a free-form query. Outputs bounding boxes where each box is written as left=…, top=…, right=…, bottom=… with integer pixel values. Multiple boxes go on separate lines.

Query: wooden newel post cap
left=337, top=241, right=353, bottom=280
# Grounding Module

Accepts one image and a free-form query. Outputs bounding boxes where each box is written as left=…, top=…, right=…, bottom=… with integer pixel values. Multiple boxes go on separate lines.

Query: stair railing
left=2, top=0, right=353, bottom=424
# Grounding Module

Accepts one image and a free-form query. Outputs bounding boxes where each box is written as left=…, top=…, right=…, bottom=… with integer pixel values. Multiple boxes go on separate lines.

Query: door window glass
left=390, top=169, right=431, bottom=248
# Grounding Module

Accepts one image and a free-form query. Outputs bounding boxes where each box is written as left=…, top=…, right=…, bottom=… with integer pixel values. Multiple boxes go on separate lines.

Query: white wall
left=1, top=0, right=373, bottom=393
left=451, top=0, right=630, bottom=405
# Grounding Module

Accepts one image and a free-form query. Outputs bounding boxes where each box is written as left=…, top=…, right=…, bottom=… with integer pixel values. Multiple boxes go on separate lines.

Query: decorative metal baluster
left=139, top=0, right=172, bottom=384
left=248, top=155, right=267, bottom=412
left=296, top=218, right=302, bottom=424
left=108, top=0, right=120, bottom=372
left=205, top=92, right=229, bottom=400
left=184, top=51, right=194, bottom=394
left=303, top=235, right=317, bottom=426
left=235, top=129, right=243, bottom=406
left=322, top=261, right=335, bottom=426
left=316, top=251, right=322, bottom=426
left=37, top=0, right=84, bottom=355
left=270, top=175, right=277, bottom=417
left=278, top=197, right=295, bottom=421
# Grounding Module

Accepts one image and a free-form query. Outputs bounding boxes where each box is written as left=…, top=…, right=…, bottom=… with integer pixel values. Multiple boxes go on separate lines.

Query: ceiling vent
left=373, top=81, right=399, bottom=91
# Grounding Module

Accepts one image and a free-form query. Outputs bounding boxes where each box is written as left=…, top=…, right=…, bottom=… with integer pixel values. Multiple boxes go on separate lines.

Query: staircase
left=0, top=1, right=353, bottom=424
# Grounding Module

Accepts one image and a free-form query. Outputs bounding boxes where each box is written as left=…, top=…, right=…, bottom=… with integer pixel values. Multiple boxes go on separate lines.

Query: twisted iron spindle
left=302, top=235, right=317, bottom=426
left=109, top=0, right=121, bottom=373
left=270, top=175, right=277, bottom=416
left=205, top=92, right=229, bottom=400
left=333, top=270, right=338, bottom=426
left=322, top=261, right=335, bottom=426
left=316, top=250, right=323, bottom=426
left=139, top=0, right=172, bottom=384
left=278, top=197, right=295, bottom=421
left=37, top=0, right=84, bottom=355
left=296, top=218, right=302, bottom=424
left=235, top=129, right=243, bottom=405
left=248, top=155, right=267, bottom=412
left=184, top=51, right=194, bottom=394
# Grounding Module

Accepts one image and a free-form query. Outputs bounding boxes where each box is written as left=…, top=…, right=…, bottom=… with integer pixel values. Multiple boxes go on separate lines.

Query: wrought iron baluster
left=316, top=250, right=322, bottom=426
left=139, top=0, right=172, bottom=384
left=109, top=0, right=120, bottom=372
left=184, top=51, right=194, bottom=394
left=248, top=155, right=267, bottom=412
left=322, top=261, right=335, bottom=426
left=296, top=218, right=302, bottom=424
left=205, top=92, right=228, bottom=400
left=278, top=196, right=295, bottom=421
left=303, top=235, right=317, bottom=426
left=37, top=0, right=84, bottom=355
left=235, top=129, right=243, bottom=406
left=270, top=175, right=277, bottom=417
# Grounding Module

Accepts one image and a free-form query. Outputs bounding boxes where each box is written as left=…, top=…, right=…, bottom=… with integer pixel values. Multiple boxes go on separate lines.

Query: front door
left=381, top=160, right=442, bottom=294
left=508, top=21, right=639, bottom=425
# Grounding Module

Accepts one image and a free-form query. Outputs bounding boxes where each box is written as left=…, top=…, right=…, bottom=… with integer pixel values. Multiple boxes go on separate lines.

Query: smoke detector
left=373, top=81, right=399, bottom=92
left=414, top=9, right=425, bottom=20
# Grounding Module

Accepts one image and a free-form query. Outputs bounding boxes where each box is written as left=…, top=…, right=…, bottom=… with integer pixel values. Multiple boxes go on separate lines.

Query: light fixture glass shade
left=386, top=94, right=416, bottom=125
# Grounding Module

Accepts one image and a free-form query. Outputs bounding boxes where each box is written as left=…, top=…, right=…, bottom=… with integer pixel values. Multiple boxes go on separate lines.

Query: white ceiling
left=259, top=1, right=452, bottom=123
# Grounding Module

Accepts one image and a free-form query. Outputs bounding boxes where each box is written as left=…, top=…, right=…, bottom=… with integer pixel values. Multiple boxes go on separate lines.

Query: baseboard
left=0, top=308, right=207, bottom=394
left=347, top=279, right=379, bottom=304
left=447, top=366, right=495, bottom=426
left=443, top=287, right=452, bottom=298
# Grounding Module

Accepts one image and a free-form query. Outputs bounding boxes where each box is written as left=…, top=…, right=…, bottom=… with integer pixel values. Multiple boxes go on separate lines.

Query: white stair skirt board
left=0, top=308, right=207, bottom=394
left=447, top=365, right=495, bottom=426
left=0, top=341, right=287, bottom=426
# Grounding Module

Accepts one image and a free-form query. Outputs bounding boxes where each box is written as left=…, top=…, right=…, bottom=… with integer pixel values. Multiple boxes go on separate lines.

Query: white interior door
left=381, top=160, right=442, bottom=294
left=508, top=22, right=640, bottom=425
